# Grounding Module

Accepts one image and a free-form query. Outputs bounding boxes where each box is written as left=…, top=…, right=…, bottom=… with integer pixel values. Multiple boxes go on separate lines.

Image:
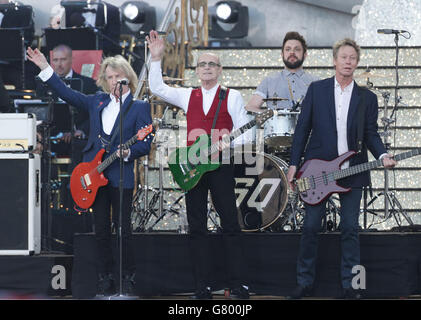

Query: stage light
left=122, top=2, right=145, bottom=23
left=209, top=1, right=250, bottom=46
left=121, top=1, right=156, bottom=37
left=215, top=2, right=238, bottom=23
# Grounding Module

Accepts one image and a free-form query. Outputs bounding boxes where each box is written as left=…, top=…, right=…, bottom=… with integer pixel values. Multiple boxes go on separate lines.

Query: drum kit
left=131, top=94, right=341, bottom=234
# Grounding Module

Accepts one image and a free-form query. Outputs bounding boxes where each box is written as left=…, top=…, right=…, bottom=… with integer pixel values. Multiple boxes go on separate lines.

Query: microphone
left=117, top=78, right=130, bottom=85
left=377, top=29, right=408, bottom=34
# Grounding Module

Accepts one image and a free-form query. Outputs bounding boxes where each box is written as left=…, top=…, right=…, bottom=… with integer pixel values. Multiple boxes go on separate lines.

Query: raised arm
left=146, top=31, right=191, bottom=111
left=26, top=47, right=49, bottom=71
left=146, top=30, right=166, bottom=62
left=26, top=47, right=91, bottom=112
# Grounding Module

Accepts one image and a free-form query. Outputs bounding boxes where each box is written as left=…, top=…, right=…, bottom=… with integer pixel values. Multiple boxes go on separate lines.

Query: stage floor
left=1, top=232, right=421, bottom=299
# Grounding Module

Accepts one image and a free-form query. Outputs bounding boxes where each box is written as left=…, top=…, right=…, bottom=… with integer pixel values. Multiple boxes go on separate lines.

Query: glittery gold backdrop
left=143, top=45, right=421, bottom=231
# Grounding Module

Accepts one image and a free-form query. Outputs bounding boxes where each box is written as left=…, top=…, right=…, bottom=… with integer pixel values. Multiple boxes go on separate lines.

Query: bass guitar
left=168, top=109, right=275, bottom=191
left=70, top=125, right=153, bottom=209
left=295, top=149, right=420, bottom=205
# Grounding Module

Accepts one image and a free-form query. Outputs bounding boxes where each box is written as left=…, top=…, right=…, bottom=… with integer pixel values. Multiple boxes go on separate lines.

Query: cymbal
left=355, top=71, right=388, bottom=79
left=162, top=76, right=187, bottom=82
left=263, top=97, right=289, bottom=101
left=150, top=99, right=176, bottom=105
left=150, top=100, right=182, bottom=109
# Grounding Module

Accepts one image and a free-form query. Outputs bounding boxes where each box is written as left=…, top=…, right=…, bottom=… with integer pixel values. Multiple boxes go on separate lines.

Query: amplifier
left=0, top=153, right=41, bottom=255
left=0, top=113, right=37, bottom=152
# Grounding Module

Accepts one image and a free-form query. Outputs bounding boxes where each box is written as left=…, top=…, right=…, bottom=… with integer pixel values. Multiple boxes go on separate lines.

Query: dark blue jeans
left=297, top=188, right=362, bottom=289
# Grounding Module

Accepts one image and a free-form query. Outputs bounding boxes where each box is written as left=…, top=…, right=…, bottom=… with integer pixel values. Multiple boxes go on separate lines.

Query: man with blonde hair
left=27, top=48, right=152, bottom=297
left=286, top=38, right=396, bottom=299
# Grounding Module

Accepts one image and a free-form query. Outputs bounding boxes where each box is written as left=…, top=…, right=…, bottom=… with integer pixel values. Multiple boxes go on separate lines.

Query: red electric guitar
left=295, top=149, right=421, bottom=205
left=70, top=125, right=153, bottom=209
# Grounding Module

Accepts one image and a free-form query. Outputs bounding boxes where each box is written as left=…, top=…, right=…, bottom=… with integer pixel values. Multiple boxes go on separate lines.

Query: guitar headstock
left=136, top=124, right=153, bottom=141
left=255, top=109, right=275, bottom=126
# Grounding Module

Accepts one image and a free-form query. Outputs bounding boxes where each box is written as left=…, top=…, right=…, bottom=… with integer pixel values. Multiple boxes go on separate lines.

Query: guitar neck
left=334, top=149, right=421, bottom=180
left=207, top=119, right=257, bottom=155
left=97, top=134, right=139, bottom=173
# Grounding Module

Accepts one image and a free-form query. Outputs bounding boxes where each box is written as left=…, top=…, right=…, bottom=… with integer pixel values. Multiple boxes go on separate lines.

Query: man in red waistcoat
left=147, top=30, right=250, bottom=299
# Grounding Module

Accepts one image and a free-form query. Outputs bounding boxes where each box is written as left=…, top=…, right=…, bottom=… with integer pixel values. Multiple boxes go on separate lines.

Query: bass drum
left=232, top=151, right=290, bottom=232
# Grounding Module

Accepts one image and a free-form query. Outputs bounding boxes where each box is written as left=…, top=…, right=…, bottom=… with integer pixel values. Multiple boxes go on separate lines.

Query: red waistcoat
left=186, top=86, right=233, bottom=146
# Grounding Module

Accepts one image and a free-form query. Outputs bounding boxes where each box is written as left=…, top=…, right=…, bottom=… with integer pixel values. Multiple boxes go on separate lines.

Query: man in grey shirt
left=246, top=31, right=318, bottom=111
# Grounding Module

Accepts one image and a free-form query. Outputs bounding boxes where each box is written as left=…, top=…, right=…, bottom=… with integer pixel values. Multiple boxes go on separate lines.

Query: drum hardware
left=263, top=109, right=299, bottom=152
left=162, top=76, right=188, bottom=82
left=360, top=27, right=414, bottom=230
left=355, top=70, right=388, bottom=79
left=136, top=76, right=188, bottom=83
left=207, top=206, right=222, bottom=233
left=269, top=192, right=340, bottom=233
left=324, top=196, right=340, bottom=232
left=131, top=185, right=159, bottom=232
left=262, top=97, right=289, bottom=102
left=131, top=105, right=188, bottom=232
left=233, top=152, right=289, bottom=232
left=131, top=187, right=187, bottom=232
left=150, top=99, right=182, bottom=112
left=270, top=192, right=304, bottom=232
left=291, top=97, right=303, bottom=112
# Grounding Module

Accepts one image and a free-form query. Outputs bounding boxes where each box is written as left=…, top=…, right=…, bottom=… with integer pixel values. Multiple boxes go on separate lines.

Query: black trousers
left=185, top=164, right=246, bottom=289
left=92, top=185, right=134, bottom=275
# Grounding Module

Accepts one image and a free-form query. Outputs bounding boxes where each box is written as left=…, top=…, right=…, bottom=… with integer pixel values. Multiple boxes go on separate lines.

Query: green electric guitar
left=168, top=109, right=276, bottom=191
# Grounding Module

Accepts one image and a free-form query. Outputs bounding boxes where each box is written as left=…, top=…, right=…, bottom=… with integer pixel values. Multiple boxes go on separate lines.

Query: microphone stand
left=382, top=32, right=401, bottom=220
left=109, top=82, right=136, bottom=300
left=375, top=31, right=414, bottom=228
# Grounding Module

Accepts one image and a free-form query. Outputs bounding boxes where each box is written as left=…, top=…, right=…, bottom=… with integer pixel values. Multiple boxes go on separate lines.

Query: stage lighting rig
left=209, top=1, right=249, bottom=40
left=121, top=1, right=156, bottom=37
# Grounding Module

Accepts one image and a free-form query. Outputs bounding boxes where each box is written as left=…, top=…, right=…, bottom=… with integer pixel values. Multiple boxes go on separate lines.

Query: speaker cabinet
left=0, top=153, right=41, bottom=255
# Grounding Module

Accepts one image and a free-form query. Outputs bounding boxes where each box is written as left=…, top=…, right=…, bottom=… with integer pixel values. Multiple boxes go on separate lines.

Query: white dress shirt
left=82, top=5, right=98, bottom=27
left=334, top=77, right=354, bottom=168
left=148, top=60, right=252, bottom=145
left=102, top=90, right=130, bottom=135
left=65, top=69, right=73, bottom=79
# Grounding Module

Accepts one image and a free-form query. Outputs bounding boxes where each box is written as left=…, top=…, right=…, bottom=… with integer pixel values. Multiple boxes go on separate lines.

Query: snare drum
left=264, top=110, right=299, bottom=150
left=232, top=151, right=290, bottom=231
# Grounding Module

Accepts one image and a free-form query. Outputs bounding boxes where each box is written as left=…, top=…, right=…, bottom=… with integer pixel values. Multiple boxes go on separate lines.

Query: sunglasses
left=197, top=61, right=221, bottom=68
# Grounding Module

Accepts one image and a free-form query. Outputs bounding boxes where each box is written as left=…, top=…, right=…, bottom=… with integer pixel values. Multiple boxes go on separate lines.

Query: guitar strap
left=105, top=98, right=135, bottom=153
left=211, top=86, right=228, bottom=130
left=356, top=88, right=367, bottom=153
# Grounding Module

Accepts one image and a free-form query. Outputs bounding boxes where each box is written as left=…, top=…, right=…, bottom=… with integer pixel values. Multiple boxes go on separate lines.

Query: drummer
left=245, top=31, right=319, bottom=112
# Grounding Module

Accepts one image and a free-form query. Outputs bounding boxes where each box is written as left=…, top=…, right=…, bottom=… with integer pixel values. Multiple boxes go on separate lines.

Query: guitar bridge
left=80, top=174, right=92, bottom=190
left=179, top=164, right=188, bottom=175
left=80, top=176, right=87, bottom=190
left=296, top=177, right=311, bottom=192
